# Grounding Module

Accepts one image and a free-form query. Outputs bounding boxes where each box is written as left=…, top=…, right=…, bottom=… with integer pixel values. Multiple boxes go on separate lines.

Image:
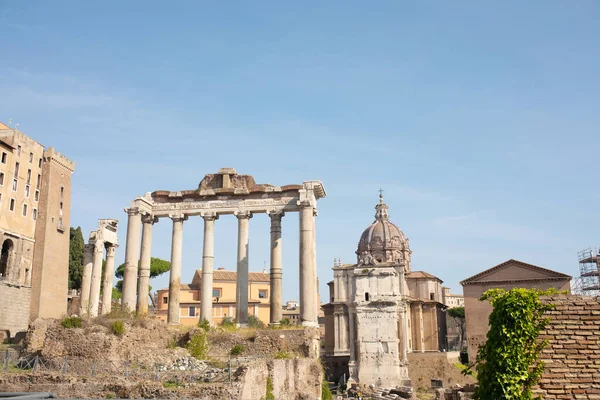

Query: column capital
left=201, top=211, right=219, bottom=221
left=267, top=209, right=285, bottom=220
left=141, top=213, right=158, bottom=225
left=84, top=243, right=94, bottom=252
left=234, top=210, right=253, bottom=220
left=106, top=244, right=118, bottom=257
left=125, top=207, right=140, bottom=216
left=93, top=240, right=104, bottom=253
left=169, top=213, right=188, bottom=222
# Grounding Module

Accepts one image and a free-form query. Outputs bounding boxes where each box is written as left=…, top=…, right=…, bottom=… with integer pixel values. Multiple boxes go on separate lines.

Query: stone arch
left=0, top=238, right=14, bottom=279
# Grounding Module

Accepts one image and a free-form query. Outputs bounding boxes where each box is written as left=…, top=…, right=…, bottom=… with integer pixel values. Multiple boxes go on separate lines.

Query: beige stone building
left=323, top=195, right=447, bottom=388
left=155, top=268, right=271, bottom=326
left=0, top=122, right=74, bottom=338
left=460, top=259, right=571, bottom=361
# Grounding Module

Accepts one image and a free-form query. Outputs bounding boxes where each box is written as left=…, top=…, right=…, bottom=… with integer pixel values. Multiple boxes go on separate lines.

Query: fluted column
left=101, top=244, right=118, bottom=315
left=167, top=214, right=186, bottom=325
left=235, top=211, right=252, bottom=326
left=137, top=214, right=157, bottom=315
left=268, top=210, right=284, bottom=324
left=200, top=212, right=218, bottom=324
left=121, top=207, right=142, bottom=311
left=89, top=240, right=104, bottom=317
left=79, top=244, right=94, bottom=316
left=299, top=204, right=318, bottom=327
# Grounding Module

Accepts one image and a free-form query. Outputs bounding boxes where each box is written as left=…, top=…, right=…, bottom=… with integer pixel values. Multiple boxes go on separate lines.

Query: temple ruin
left=120, top=168, right=326, bottom=326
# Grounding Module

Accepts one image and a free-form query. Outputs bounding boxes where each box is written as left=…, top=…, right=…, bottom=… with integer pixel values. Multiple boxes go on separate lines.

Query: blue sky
left=1, top=1, right=599, bottom=302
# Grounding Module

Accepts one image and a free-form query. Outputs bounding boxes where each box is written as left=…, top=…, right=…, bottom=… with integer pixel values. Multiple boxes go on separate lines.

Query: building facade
left=460, top=259, right=571, bottom=361
left=323, top=195, right=447, bottom=388
left=155, top=268, right=271, bottom=326
left=0, top=122, right=74, bottom=338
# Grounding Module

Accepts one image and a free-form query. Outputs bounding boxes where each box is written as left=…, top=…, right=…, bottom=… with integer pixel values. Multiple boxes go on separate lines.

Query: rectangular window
left=12, top=179, right=17, bottom=191
left=60, top=186, right=64, bottom=199
left=163, top=296, right=168, bottom=304
left=188, top=306, right=196, bottom=317
left=29, top=152, right=33, bottom=163
left=22, top=204, right=27, bottom=216
left=32, top=209, right=37, bottom=221
left=0, top=172, right=4, bottom=186
left=34, top=190, right=39, bottom=202
left=1, top=152, right=6, bottom=164
left=58, top=217, right=63, bottom=231
left=38, top=158, right=42, bottom=168
left=0, top=193, right=2, bottom=206
left=36, top=174, right=41, bottom=189
left=14, top=162, right=19, bottom=177
left=258, top=289, right=268, bottom=299
left=212, top=288, right=222, bottom=298
left=26, top=169, right=31, bottom=184
left=25, top=184, right=30, bottom=197
left=9, top=198, right=15, bottom=211
left=17, top=145, right=21, bottom=156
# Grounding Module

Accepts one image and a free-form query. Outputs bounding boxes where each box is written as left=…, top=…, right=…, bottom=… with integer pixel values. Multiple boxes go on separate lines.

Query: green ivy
left=466, top=288, right=557, bottom=400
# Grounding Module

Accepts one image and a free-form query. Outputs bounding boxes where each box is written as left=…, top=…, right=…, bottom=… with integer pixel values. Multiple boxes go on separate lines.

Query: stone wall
left=0, top=281, right=31, bottom=338
left=536, top=295, right=600, bottom=399
left=407, top=352, right=476, bottom=390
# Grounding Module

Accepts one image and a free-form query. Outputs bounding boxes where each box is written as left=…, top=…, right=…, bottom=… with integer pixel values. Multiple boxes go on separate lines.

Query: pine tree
left=68, top=226, right=85, bottom=289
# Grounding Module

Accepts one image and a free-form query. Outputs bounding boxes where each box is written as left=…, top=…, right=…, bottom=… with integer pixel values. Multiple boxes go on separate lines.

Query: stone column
left=101, top=244, right=118, bottom=315
left=347, top=308, right=358, bottom=384
left=121, top=207, right=142, bottom=311
left=299, top=204, right=318, bottom=327
left=418, top=304, right=425, bottom=353
left=167, top=214, right=186, bottom=325
left=200, top=212, right=218, bottom=324
left=235, top=211, right=252, bottom=326
left=88, top=240, right=104, bottom=317
left=79, top=244, right=94, bottom=316
left=137, top=214, right=156, bottom=315
left=268, top=210, right=284, bottom=324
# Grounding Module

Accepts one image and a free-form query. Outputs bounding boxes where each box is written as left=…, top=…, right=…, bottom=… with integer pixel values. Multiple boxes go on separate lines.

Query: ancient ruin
left=323, top=193, right=447, bottom=388
left=79, top=219, right=119, bottom=317
left=120, top=168, right=326, bottom=326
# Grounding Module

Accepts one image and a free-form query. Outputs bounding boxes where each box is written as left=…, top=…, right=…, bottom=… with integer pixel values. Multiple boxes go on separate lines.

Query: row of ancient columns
left=79, top=241, right=118, bottom=317
left=119, top=204, right=318, bottom=327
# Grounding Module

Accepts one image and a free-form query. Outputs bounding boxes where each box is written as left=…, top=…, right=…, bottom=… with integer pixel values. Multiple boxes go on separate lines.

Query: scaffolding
left=572, top=247, right=600, bottom=296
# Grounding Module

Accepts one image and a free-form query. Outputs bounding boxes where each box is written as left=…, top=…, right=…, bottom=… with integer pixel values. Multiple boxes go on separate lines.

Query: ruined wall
left=536, top=295, right=600, bottom=399
left=0, top=281, right=31, bottom=337
left=407, top=352, right=476, bottom=390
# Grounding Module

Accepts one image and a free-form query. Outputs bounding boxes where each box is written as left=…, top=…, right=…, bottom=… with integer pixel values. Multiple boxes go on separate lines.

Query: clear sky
left=1, top=1, right=599, bottom=303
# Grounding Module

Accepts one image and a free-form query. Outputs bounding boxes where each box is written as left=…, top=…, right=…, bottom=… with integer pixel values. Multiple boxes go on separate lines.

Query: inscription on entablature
left=152, top=198, right=296, bottom=212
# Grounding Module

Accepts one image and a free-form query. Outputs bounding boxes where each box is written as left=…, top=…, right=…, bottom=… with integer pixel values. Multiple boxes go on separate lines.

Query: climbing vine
left=467, top=288, right=557, bottom=400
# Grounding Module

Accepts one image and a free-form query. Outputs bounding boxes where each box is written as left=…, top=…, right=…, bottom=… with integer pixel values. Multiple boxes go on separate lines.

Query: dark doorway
left=0, top=239, right=14, bottom=278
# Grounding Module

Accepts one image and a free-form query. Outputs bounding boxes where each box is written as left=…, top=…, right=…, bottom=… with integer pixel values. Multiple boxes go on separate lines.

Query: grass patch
left=110, top=320, right=125, bottom=336
left=163, top=379, right=184, bottom=389
left=274, top=350, right=293, bottom=359
left=230, top=344, right=245, bottom=356
left=197, top=319, right=210, bottom=331
left=61, top=316, right=83, bottom=329
left=219, top=317, right=237, bottom=331
left=265, top=377, right=275, bottom=400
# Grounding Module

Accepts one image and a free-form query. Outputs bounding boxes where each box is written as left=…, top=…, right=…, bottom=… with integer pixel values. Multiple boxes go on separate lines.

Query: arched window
left=0, top=239, right=14, bottom=278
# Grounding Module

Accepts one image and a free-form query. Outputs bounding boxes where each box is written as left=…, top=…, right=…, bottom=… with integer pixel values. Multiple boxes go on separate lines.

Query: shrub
left=321, top=380, right=333, bottom=400
left=186, top=331, right=209, bottom=360
left=248, top=315, right=265, bottom=329
left=197, top=319, right=210, bottom=331
left=274, top=350, right=292, bottom=359
left=220, top=317, right=236, bottom=329
left=110, top=320, right=125, bottom=336
left=230, top=344, right=245, bottom=356
left=279, top=318, right=291, bottom=327
left=61, top=316, right=82, bottom=329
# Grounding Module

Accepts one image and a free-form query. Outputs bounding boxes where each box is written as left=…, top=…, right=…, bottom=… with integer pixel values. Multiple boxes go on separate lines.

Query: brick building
left=0, top=122, right=74, bottom=339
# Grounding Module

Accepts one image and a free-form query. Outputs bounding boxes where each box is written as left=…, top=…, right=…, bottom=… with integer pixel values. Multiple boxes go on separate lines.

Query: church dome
left=356, top=193, right=410, bottom=265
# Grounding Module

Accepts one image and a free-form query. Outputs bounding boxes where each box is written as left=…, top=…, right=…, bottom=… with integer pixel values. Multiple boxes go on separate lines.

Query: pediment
left=461, top=259, right=571, bottom=285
